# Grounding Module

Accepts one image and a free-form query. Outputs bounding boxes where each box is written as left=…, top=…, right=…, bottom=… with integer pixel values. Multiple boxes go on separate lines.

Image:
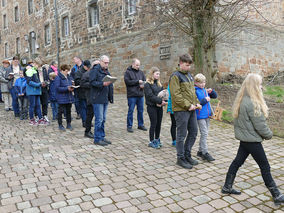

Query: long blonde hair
left=146, top=67, right=162, bottom=87
left=232, top=73, right=268, bottom=118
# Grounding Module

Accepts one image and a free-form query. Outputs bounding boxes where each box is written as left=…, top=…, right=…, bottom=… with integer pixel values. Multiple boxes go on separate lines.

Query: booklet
left=71, top=85, right=80, bottom=88
left=8, top=72, right=15, bottom=75
left=102, top=75, right=117, bottom=83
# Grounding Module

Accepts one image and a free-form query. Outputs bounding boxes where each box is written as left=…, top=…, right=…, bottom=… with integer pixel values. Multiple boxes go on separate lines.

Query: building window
left=43, top=0, right=49, bottom=6
left=128, top=0, right=138, bottom=15
left=15, top=6, right=19, bottom=22
left=45, top=24, right=51, bottom=45
left=3, top=14, right=7, bottom=29
left=88, top=2, right=99, bottom=27
left=62, top=16, right=70, bottom=37
left=2, top=0, right=6, bottom=7
left=28, top=0, right=33, bottom=15
left=4, top=42, right=8, bottom=58
left=16, top=37, right=20, bottom=54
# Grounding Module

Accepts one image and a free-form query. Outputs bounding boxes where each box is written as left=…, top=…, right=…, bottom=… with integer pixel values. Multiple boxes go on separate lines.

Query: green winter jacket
left=234, top=96, right=273, bottom=142
left=169, top=68, right=198, bottom=112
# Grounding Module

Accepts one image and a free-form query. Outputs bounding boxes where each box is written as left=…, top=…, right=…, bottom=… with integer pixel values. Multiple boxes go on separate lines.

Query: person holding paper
left=124, top=58, right=147, bottom=133
left=89, top=55, right=113, bottom=146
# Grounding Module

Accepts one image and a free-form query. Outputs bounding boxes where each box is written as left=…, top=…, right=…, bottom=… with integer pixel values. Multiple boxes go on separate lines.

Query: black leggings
left=147, top=105, right=163, bottom=141
left=228, top=141, right=273, bottom=186
left=170, top=113, right=176, bottom=141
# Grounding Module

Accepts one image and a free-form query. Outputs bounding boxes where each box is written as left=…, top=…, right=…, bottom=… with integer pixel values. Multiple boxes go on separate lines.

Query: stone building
left=1, top=0, right=284, bottom=90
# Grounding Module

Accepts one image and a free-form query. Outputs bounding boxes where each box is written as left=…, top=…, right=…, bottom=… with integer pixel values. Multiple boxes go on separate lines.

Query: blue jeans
left=10, top=86, right=20, bottom=115
left=74, top=90, right=80, bottom=115
left=127, top=97, right=144, bottom=128
left=28, top=95, right=42, bottom=120
left=93, top=103, right=108, bottom=142
left=79, top=99, right=87, bottom=123
left=50, top=101, right=58, bottom=120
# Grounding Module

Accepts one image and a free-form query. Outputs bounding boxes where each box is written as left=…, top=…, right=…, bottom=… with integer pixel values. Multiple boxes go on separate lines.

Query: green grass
left=222, top=110, right=234, bottom=123
left=264, top=86, right=284, bottom=99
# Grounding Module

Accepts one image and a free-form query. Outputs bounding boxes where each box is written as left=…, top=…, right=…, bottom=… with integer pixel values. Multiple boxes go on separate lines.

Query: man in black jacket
left=124, top=58, right=147, bottom=133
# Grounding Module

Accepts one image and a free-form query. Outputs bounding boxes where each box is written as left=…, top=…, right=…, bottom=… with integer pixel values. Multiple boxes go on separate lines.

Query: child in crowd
left=14, top=70, right=28, bottom=120
left=144, top=67, right=167, bottom=149
left=167, top=84, right=176, bottom=146
left=54, top=64, right=74, bottom=131
left=49, top=72, right=58, bottom=121
left=194, top=73, right=217, bottom=162
left=26, top=63, right=47, bottom=125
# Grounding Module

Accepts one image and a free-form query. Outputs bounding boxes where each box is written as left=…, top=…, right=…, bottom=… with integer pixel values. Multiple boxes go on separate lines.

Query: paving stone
left=59, top=205, right=81, bottom=213
left=93, top=198, right=113, bottom=207
left=192, top=195, right=212, bottom=204
left=128, top=190, right=147, bottom=198
left=83, top=187, right=102, bottom=194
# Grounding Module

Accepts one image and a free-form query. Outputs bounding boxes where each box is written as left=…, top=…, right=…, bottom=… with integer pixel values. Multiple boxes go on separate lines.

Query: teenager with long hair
left=221, top=73, right=284, bottom=205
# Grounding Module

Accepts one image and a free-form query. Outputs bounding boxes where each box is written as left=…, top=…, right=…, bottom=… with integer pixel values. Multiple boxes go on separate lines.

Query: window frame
left=28, top=0, right=33, bottom=15
left=62, top=16, right=70, bottom=37
left=128, top=0, right=137, bottom=15
left=3, top=14, right=7, bottom=29
left=44, top=24, right=51, bottom=45
left=88, top=2, right=99, bottom=27
left=16, top=37, right=20, bottom=54
left=4, top=42, right=8, bottom=58
left=15, top=6, right=20, bottom=22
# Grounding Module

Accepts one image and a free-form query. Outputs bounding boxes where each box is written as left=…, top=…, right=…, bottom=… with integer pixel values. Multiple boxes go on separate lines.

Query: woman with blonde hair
left=221, top=73, right=284, bottom=205
left=144, top=67, right=167, bottom=149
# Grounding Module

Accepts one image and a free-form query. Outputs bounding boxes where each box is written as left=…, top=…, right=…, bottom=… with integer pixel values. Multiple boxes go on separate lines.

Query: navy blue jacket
left=49, top=79, right=57, bottom=102
left=54, top=72, right=74, bottom=104
left=89, top=64, right=114, bottom=104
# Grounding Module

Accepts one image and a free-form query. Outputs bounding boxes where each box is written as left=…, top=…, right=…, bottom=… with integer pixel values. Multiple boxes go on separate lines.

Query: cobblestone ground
left=0, top=94, right=283, bottom=213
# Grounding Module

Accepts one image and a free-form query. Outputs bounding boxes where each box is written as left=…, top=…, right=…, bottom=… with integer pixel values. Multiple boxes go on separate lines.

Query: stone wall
left=0, top=0, right=284, bottom=91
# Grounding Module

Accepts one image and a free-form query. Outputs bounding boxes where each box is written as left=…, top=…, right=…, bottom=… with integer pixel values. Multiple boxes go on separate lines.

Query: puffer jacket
left=54, top=72, right=74, bottom=104
left=26, top=67, right=42, bottom=96
left=195, top=87, right=217, bottom=120
left=144, top=80, right=163, bottom=107
left=169, top=68, right=199, bottom=112
left=234, top=95, right=273, bottom=142
left=0, top=66, right=10, bottom=93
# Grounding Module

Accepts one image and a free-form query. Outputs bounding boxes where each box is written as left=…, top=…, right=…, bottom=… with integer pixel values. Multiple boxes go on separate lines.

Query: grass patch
left=222, top=110, right=234, bottom=123
left=264, top=86, right=284, bottom=100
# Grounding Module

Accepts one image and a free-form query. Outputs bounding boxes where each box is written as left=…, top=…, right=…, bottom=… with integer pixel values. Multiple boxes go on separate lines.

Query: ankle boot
left=221, top=173, right=241, bottom=195
left=267, top=181, right=284, bottom=205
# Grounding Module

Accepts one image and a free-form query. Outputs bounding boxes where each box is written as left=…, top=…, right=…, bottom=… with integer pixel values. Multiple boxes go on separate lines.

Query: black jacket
left=80, top=70, right=91, bottom=105
left=124, top=66, right=146, bottom=98
left=89, top=64, right=113, bottom=104
left=144, top=80, right=163, bottom=106
left=74, top=66, right=87, bottom=100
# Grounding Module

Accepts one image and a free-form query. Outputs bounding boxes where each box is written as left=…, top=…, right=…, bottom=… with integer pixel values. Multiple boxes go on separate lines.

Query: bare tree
left=143, top=0, right=281, bottom=86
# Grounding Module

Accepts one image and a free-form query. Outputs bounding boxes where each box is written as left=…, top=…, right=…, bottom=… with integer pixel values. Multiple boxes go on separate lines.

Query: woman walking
left=221, top=73, right=284, bottom=205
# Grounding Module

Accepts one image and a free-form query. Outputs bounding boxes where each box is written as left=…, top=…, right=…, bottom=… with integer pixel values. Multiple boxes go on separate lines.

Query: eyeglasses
left=102, top=61, right=109, bottom=64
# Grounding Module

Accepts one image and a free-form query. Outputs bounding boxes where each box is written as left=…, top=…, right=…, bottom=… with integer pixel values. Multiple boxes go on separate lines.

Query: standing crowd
left=0, top=53, right=283, bottom=205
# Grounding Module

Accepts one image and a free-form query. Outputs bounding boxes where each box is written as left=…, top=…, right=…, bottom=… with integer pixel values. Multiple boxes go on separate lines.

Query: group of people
left=0, top=53, right=283, bottom=205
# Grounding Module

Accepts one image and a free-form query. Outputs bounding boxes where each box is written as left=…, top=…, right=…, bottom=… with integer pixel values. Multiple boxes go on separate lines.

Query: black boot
left=177, top=157, right=193, bottom=169
left=267, top=181, right=284, bottom=205
left=221, top=173, right=241, bottom=195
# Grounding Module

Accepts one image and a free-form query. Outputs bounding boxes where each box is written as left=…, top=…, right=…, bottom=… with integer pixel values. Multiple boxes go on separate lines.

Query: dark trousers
left=74, top=90, right=80, bottom=115
left=10, top=86, right=20, bottom=115
left=174, top=111, right=198, bottom=158
left=58, top=103, right=72, bottom=126
left=147, top=105, right=163, bottom=141
left=18, top=96, right=28, bottom=119
left=85, top=104, right=94, bottom=133
left=228, top=142, right=274, bottom=186
left=40, top=90, right=49, bottom=116
left=170, top=113, right=176, bottom=141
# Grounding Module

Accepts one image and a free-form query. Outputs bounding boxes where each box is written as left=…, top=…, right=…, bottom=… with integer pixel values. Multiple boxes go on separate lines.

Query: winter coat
left=49, top=80, right=57, bottom=102
left=144, top=80, right=163, bottom=107
left=195, top=87, right=217, bottom=120
left=0, top=66, right=10, bottom=93
left=39, top=66, right=49, bottom=95
left=74, top=66, right=87, bottom=100
left=80, top=70, right=91, bottom=105
left=14, top=77, right=27, bottom=96
left=71, top=64, right=83, bottom=81
left=234, top=95, right=273, bottom=142
left=124, top=66, right=146, bottom=98
left=169, top=68, right=199, bottom=112
left=54, top=71, right=74, bottom=104
left=89, top=64, right=114, bottom=104
left=26, top=67, right=42, bottom=96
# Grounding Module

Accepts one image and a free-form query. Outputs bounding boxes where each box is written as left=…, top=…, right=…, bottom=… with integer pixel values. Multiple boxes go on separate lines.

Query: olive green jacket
left=234, top=96, right=273, bottom=142
left=169, top=68, right=198, bottom=112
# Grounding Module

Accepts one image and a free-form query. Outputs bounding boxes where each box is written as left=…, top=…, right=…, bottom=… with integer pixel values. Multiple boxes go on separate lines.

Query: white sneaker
left=44, top=115, right=49, bottom=123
